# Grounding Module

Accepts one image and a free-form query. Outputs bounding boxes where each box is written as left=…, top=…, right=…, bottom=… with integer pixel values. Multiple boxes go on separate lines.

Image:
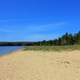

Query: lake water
left=0, top=46, right=22, bottom=56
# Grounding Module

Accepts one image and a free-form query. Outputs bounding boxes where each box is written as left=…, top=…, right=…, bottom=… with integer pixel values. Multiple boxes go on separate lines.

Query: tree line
left=32, top=31, right=80, bottom=46
left=0, top=31, right=80, bottom=46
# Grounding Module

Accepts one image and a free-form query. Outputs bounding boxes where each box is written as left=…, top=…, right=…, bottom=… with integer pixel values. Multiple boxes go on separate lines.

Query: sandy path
left=0, top=50, right=80, bottom=80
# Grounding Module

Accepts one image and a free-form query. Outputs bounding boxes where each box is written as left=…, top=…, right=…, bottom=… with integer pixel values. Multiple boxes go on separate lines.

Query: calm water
left=0, top=46, right=22, bottom=56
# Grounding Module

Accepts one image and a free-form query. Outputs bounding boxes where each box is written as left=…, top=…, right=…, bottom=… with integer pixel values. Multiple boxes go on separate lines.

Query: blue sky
left=0, top=0, right=80, bottom=41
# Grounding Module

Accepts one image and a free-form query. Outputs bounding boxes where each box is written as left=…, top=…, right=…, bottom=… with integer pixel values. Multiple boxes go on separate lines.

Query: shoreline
left=0, top=49, right=22, bottom=57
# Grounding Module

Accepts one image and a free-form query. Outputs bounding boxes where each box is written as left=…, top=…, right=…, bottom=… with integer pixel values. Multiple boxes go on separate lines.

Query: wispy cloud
left=0, top=22, right=66, bottom=41
left=22, top=22, right=66, bottom=41
left=0, top=22, right=65, bottom=33
left=23, top=22, right=66, bottom=33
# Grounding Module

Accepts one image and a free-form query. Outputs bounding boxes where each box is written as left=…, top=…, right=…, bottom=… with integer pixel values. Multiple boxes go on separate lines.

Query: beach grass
left=24, top=45, right=80, bottom=51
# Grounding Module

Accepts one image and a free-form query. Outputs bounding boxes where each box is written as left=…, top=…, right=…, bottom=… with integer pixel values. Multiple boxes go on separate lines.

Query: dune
left=0, top=50, right=80, bottom=80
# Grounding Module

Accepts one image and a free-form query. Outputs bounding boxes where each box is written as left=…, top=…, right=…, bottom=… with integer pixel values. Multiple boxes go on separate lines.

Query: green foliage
left=31, top=31, right=80, bottom=46
left=24, top=45, right=80, bottom=51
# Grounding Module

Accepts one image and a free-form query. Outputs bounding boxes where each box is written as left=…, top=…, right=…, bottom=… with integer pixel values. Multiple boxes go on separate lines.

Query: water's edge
left=0, top=46, right=22, bottom=56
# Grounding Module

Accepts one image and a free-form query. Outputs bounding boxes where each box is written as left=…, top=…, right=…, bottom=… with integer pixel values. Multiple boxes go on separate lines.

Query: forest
left=32, top=31, right=80, bottom=46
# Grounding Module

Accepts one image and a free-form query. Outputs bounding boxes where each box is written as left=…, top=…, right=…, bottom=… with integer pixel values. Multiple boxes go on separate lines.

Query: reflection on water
left=0, top=46, right=22, bottom=56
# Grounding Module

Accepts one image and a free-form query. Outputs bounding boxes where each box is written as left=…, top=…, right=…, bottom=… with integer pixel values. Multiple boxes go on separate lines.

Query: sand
left=0, top=50, right=80, bottom=80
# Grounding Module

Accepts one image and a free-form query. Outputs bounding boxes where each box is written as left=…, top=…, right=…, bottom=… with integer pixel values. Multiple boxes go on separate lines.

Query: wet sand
left=0, top=50, right=80, bottom=80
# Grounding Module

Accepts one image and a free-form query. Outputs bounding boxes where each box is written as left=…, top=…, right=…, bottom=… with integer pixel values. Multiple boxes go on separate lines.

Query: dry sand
left=0, top=50, right=80, bottom=80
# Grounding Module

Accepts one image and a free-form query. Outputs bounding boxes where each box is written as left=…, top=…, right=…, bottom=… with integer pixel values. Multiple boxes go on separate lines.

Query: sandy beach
left=0, top=50, right=80, bottom=80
